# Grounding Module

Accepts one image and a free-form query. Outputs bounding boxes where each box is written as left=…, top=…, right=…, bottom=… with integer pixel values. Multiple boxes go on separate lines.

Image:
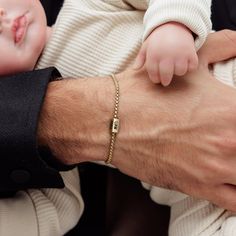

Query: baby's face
left=0, top=0, right=47, bottom=75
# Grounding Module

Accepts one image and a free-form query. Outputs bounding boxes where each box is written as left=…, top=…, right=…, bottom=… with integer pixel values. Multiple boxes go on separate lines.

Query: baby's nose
left=0, top=8, right=5, bottom=18
left=0, top=9, right=11, bottom=34
left=0, top=9, right=4, bottom=32
left=0, top=8, right=5, bottom=25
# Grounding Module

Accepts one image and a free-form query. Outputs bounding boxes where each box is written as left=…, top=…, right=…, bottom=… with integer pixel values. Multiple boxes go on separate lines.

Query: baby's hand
left=134, top=22, right=198, bottom=86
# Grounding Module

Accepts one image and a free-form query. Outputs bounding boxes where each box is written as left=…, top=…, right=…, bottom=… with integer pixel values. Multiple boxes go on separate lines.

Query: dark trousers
left=67, top=164, right=170, bottom=236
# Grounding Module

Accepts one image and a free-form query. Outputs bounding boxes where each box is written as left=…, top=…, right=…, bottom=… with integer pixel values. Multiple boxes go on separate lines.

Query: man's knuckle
left=198, top=161, right=224, bottom=185
left=211, top=131, right=236, bottom=156
left=220, top=137, right=236, bottom=154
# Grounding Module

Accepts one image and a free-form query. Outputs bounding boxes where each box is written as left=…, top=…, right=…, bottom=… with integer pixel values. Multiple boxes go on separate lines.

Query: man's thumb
left=198, top=30, right=236, bottom=66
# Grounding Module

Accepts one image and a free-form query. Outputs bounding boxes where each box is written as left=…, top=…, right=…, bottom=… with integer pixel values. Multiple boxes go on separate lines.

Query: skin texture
left=0, top=0, right=48, bottom=75
left=134, top=22, right=198, bottom=86
left=38, top=30, right=236, bottom=212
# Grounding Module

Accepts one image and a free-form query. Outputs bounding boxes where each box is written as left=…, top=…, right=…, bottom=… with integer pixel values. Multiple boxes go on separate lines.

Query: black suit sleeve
left=0, top=68, right=65, bottom=192
left=211, top=0, right=236, bottom=30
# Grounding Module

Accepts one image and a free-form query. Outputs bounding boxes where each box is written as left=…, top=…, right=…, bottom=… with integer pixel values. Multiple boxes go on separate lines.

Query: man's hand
left=38, top=30, right=236, bottom=212
left=114, top=67, right=236, bottom=212
left=198, top=29, right=236, bottom=65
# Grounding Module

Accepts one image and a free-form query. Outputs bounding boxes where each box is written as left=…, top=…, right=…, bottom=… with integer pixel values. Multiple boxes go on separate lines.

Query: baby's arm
left=0, top=168, right=84, bottom=236
left=101, top=0, right=148, bottom=10
left=134, top=0, right=212, bottom=86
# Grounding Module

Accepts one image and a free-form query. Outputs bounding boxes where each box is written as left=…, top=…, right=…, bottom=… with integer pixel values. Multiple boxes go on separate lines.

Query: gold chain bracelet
left=105, top=74, right=120, bottom=164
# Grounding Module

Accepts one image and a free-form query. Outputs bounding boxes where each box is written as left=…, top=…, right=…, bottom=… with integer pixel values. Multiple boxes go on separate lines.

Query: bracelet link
left=105, top=74, right=120, bottom=164
left=111, top=118, right=120, bottom=133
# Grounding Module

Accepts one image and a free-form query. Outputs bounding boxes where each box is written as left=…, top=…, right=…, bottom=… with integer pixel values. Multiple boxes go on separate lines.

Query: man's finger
left=198, top=30, right=236, bottom=66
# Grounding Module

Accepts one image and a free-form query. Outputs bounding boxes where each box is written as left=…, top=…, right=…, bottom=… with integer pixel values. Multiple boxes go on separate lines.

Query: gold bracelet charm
left=105, top=74, right=120, bottom=164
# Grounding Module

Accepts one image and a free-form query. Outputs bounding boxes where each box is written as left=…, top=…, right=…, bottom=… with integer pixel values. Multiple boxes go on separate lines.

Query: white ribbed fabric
left=27, top=170, right=84, bottom=236
left=169, top=196, right=231, bottom=236
left=143, top=0, right=212, bottom=49
left=0, top=168, right=84, bottom=236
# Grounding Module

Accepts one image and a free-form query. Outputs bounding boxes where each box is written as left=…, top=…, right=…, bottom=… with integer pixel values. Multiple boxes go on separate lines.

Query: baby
left=0, top=0, right=221, bottom=235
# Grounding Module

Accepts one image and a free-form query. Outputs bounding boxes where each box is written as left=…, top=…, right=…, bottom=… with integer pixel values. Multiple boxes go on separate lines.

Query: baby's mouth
left=12, top=14, right=28, bottom=44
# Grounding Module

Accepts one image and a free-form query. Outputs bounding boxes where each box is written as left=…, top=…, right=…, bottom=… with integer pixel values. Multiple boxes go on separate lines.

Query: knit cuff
left=143, top=0, right=212, bottom=50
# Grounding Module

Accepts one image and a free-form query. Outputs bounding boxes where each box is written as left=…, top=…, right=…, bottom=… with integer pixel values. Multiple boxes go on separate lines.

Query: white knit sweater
left=37, top=0, right=212, bottom=77
left=0, top=0, right=213, bottom=236
left=0, top=169, right=84, bottom=236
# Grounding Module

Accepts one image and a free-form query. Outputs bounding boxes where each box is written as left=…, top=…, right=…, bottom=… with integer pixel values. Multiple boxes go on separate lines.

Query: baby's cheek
left=8, top=54, right=35, bottom=75
left=19, top=45, right=41, bottom=71
left=0, top=57, right=23, bottom=76
left=21, top=55, right=38, bottom=71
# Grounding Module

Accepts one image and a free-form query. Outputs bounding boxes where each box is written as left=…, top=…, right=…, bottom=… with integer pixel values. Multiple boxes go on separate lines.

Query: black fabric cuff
left=0, top=67, right=66, bottom=191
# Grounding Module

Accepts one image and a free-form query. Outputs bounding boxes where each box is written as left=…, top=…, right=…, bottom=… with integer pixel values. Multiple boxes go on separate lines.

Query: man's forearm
left=38, top=66, right=236, bottom=213
left=37, top=76, right=114, bottom=164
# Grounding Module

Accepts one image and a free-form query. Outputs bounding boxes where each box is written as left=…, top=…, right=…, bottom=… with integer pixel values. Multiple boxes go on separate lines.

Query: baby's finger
left=159, top=59, right=174, bottom=87
left=133, top=42, right=147, bottom=70
left=145, top=48, right=160, bottom=83
left=188, top=54, right=199, bottom=72
left=146, top=61, right=160, bottom=83
left=174, top=59, right=188, bottom=76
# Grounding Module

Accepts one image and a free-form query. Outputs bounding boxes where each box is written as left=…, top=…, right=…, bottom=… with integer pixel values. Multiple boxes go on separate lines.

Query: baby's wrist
left=158, top=22, right=193, bottom=38
left=164, top=21, right=191, bottom=31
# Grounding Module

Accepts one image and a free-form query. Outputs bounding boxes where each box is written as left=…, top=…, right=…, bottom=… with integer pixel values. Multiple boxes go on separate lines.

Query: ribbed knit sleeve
left=0, top=168, right=84, bottom=236
left=143, top=0, right=212, bottom=50
left=101, top=0, right=148, bottom=10
left=169, top=196, right=229, bottom=236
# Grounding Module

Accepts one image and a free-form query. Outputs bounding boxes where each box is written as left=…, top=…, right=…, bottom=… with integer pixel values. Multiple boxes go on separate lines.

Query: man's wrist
left=37, top=76, right=114, bottom=165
